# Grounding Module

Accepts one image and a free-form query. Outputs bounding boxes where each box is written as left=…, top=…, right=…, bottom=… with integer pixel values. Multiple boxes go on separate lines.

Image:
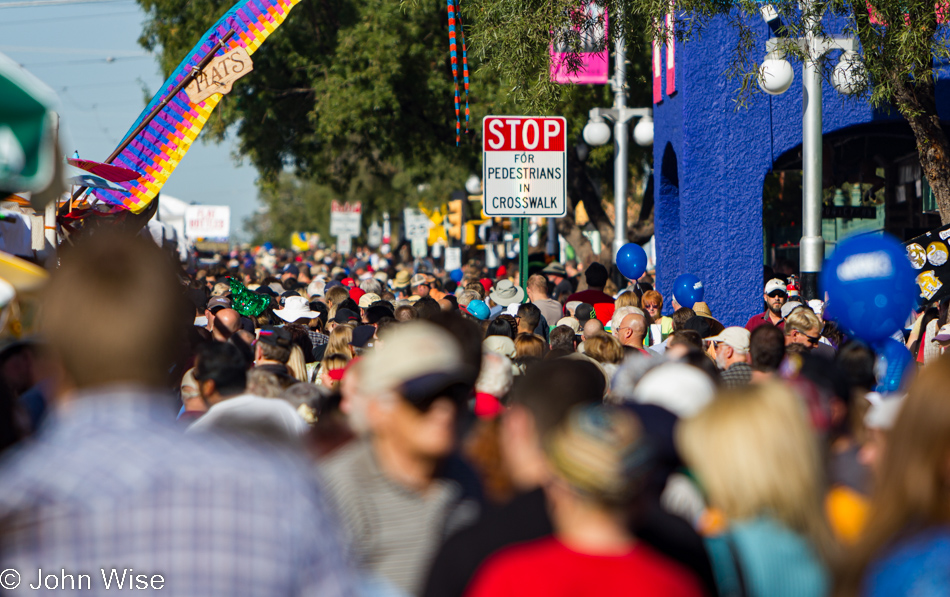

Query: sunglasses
left=643, top=303, right=659, bottom=309
left=400, top=378, right=470, bottom=412
left=767, top=290, right=788, bottom=298
left=795, top=329, right=821, bottom=345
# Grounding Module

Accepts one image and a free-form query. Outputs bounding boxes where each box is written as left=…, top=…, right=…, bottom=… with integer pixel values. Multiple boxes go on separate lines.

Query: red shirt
left=465, top=537, right=705, bottom=597
left=567, top=289, right=615, bottom=326
left=744, top=311, right=785, bottom=332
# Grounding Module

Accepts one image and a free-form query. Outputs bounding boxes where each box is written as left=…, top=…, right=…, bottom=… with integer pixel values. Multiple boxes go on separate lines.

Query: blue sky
left=1, top=0, right=260, bottom=240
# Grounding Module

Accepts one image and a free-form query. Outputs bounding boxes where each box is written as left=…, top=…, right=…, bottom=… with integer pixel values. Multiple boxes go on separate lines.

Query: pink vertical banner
left=665, top=12, right=676, bottom=95
left=550, top=3, right=609, bottom=84
left=652, top=36, right=663, bottom=104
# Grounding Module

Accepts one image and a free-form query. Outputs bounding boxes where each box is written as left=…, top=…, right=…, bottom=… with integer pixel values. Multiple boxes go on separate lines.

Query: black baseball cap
left=257, top=326, right=292, bottom=349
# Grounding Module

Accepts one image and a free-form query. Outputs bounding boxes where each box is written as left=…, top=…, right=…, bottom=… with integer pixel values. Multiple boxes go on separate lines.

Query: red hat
left=478, top=278, right=492, bottom=295
left=497, top=265, right=507, bottom=277
left=341, top=277, right=355, bottom=288
left=349, top=287, right=366, bottom=302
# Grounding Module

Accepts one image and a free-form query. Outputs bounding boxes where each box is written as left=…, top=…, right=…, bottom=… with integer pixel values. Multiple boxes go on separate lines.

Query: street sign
left=330, top=200, right=362, bottom=237
left=367, top=221, right=382, bottom=248
left=184, top=205, right=230, bottom=240
left=403, top=208, right=431, bottom=241
left=482, top=116, right=567, bottom=218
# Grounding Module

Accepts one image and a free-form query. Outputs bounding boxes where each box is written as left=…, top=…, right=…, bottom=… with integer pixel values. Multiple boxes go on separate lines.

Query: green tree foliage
left=138, top=0, right=654, bottom=258
left=466, top=0, right=950, bottom=224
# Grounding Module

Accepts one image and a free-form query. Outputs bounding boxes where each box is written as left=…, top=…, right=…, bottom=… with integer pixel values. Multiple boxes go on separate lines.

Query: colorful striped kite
left=91, top=0, right=303, bottom=213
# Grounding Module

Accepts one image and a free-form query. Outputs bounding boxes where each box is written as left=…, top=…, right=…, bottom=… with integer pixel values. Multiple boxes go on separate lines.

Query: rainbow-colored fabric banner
left=91, top=0, right=302, bottom=213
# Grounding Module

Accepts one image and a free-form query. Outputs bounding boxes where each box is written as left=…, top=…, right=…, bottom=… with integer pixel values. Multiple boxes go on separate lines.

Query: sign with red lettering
left=184, top=205, right=230, bottom=240
left=482, top=116, right=567, bottom=217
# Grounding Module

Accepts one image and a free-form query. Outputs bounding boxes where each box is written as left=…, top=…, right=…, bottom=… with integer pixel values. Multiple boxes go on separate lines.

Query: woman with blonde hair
left=677, top=382, right=832, bottom=597
left=836, top=357, right=950, bottom=597
left=326, top=325, right=354, bottom=359
left=615, top=290, right=640, bottom=310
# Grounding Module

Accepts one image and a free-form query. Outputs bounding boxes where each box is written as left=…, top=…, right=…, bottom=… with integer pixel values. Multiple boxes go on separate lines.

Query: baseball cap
left=257, top=326, right=292, bottom=349
left=765, top=278, right=787, bottom=295
left=349, top=287, right=366, bottom=303
left=706, top=326, right=751, bottom=352
left=358, top=293, right=381, bottom=309
left=466, top=299, right=491, bottom=321
left=334, top=308, right=360, bottom=324
left=350, top=325, right=376, bottom=348
left=207, top=296, right=231, bottom=313
left=282, top=264, right=300, bottom=276
left=211, top=282, right=231, bottom=298
left=781, top=301, right=804, bottom=320
left=556, top=316, right=581, bottom=334
left=361, top=321, right=471, bottom=409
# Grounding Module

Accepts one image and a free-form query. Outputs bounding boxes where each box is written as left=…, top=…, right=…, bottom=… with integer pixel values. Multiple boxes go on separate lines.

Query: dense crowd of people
left=0, top=232, right=947, bottom=597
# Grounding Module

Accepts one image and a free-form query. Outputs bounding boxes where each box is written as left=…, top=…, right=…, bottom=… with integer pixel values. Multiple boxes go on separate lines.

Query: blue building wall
left=651, top=13, right=918, bottom=325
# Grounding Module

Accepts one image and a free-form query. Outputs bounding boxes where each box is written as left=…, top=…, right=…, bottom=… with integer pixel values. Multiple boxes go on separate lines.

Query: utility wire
left=0, top=0, right=132, bottom=9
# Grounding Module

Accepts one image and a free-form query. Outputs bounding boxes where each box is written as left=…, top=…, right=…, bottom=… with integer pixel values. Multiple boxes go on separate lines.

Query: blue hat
left=467, top=299, right=490, bottom=321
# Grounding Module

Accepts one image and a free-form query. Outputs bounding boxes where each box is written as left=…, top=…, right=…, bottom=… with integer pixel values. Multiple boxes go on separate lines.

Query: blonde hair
left=317, top=352, right=351, bottom=389
left=677, top=382, right=832, bottom=558
left=286, top=344, right=307, bottom=382
left=584, top=333, right=625, bottom=365
left=327, top=325, right=354, bottom=358
left=785, top=306, right=821, bottom=335
left=615, top=290, right=640, bottom=309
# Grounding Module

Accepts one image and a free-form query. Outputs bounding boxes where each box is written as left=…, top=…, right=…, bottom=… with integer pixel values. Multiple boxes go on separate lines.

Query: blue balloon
left=819, top=233, right=916, bottom=343
left=872, top=338, right=915, bottom=394
left=673, top=273, right=705, bottom=309
left=450, top=269, right=464, bottom=283
left=616, top=243, right=648, bottom=281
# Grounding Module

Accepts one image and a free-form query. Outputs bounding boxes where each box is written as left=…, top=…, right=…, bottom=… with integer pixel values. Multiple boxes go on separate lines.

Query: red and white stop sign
left=482, top=116, right=567, bottom=217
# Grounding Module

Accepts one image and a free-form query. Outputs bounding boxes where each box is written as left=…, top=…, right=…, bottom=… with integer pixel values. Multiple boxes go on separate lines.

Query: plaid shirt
left=0, top=387, right=357, bottom=597
left=309, top=330, right=329, bottom=347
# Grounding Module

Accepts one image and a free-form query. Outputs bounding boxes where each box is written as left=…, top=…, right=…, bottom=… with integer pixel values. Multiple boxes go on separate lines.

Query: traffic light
left=447, top=198, right=464, bottom=241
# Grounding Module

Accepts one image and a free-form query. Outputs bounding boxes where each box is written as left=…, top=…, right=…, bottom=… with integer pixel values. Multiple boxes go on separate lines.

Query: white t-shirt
left=188, top=394, right=308, bottom=440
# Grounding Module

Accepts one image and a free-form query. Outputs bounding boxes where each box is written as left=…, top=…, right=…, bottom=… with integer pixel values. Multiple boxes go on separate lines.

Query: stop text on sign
left=482, top=116, right=567, bottom=217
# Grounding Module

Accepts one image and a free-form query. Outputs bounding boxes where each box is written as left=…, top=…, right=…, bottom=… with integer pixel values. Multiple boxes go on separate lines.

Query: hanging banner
left=91, top=0, right=306, bottom=213
left=905, top=223, right=950, bottom=304
left=549, top=3, right=609, bottom=84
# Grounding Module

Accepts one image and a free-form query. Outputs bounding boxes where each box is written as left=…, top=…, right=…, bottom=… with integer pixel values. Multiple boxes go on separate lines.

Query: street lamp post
left=582, top=27, right=654, bottom=258
left=757, top=1, right=864, bottom=300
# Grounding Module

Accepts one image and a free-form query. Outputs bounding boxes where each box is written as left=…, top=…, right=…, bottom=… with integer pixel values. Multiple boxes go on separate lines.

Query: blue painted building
left=651, top=13, right=945, bottom=325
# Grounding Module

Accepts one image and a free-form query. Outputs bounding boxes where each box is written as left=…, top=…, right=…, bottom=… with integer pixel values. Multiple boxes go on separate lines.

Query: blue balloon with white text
left=673, top=274, right=704, bottom=309
left=820, top=233, right=915, bottom=343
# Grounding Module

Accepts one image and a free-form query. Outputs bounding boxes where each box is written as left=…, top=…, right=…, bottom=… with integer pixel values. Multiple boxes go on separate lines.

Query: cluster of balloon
left=820, top=233, right=917, bottom=393
left=673, top=274, right=704, bottom=309
left=616, top=243, right=648, bottom=281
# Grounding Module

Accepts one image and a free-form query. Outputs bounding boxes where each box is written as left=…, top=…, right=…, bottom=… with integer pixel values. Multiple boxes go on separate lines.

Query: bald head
left=582, top=318, right=604, bottom=341
left=618, top=313, right=646, bottom=348
left=212, top=308, right=241, bottom=342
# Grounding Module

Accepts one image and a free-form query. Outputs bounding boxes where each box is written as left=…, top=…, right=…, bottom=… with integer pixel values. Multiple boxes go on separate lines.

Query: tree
left=137, top=0, right=649, bottom=260
left=464, top=0, right=950, bottom=225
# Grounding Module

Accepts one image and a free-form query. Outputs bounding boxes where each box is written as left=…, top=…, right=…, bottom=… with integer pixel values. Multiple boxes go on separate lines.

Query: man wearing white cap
left=707, top=326, right=752, bottom=388
left=744, top=278, right=787, bottom=332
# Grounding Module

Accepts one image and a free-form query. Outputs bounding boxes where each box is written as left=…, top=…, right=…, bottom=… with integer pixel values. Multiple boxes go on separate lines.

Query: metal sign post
left=519, top=217, right=529, bottom=299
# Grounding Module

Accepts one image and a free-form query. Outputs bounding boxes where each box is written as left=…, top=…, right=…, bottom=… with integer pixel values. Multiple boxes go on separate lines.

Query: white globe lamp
left=582, top=118, right=611, bottom=146
left=758, top=58, right=794, bottom=95
left=832, top=51, right=865, bottom=95
left=633, top=116, right=654, bottom=147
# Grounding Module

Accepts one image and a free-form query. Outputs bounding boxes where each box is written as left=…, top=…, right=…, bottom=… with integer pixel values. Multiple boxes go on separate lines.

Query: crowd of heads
left=0, top=231, right=948, bottom=597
